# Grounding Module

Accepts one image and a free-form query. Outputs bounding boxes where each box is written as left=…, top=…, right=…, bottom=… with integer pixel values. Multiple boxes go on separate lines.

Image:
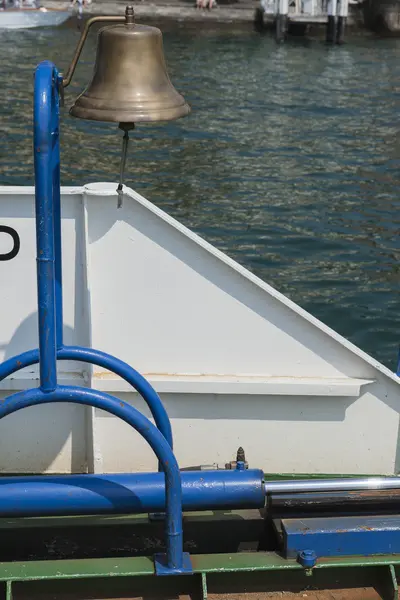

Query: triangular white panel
left=0, top=183, right=399, bottom=475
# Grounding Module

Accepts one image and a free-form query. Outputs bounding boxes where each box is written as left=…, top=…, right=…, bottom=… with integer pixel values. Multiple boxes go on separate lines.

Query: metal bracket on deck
left=201, top=572, right=208, bottom=600
left=154, top=552, right=193, bottom=576
left=282, top=515, right=400, bottom=559
left=5, top=581, right=12, bottom=600
left=377, top=564, right=398, bottom=600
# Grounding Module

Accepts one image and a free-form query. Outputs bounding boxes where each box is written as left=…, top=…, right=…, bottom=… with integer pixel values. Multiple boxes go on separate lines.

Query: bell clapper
left=117, top=122, right=135, bottom=208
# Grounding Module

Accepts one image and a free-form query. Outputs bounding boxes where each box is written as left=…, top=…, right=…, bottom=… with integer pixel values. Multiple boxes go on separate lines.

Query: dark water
left=0, top=23, right=399, bottom=369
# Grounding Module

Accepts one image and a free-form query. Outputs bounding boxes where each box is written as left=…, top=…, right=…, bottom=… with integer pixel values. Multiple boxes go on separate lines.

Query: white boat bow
left=0, top=183, right=399, bottom=476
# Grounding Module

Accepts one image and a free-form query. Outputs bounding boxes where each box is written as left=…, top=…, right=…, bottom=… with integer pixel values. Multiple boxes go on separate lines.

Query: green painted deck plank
left=0, top=557, right=155, bottom=581
left=191, top=552, right=400, bottom=572
left=0, top=553, right=302, bottom=582
left=1, top=552, right=400, bottom=582
left=191, top=552, right=302, bottom=572
left=316, top=555, right=400, bottom=568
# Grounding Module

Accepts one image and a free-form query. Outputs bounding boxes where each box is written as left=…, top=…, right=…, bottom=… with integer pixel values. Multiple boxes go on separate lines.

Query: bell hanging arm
left=61, top=8, right=132, bottom=89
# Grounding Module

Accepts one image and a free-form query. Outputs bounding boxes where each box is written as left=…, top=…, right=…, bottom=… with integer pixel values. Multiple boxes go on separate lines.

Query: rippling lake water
left=0, top=22, right=399, bottom=369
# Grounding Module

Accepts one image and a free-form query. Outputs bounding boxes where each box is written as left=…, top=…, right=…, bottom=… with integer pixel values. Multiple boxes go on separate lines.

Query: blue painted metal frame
left=0, top=346, right=173, bottom=449
left=282, top=515, right=400, bottom=559
left=0, top=386, right=188, bottom=573
left=0, top=469, right=265, bottom=517
left=34, top=61, right=58, bottom=392
left=0, top=60, right=189, bottom=576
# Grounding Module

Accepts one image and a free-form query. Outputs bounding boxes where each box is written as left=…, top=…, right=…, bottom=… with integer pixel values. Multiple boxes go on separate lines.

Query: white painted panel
left=92, top=373, right=373, bottom=397
left=0, top=184, right=399, bottom=475
left=83, top=184, right=400, bottom=476
left=85, top=185, right=382, bottom=380
left=94, top=379, right=400, bottom=475
left=0, top=392, right=87, bottom=473
left=0, top=188, right=88, bottom=473
left=0, top=188, right=88, bottom=367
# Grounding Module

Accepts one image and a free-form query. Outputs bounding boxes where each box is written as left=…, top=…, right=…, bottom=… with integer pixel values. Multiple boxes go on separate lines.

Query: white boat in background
left=0, top=182, right=399, bottom=477
left=0, top=1, right=70, bottom=29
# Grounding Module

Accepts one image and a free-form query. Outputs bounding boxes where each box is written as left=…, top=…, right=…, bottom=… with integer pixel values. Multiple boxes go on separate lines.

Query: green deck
left=1, top=552, right=399, bottom=600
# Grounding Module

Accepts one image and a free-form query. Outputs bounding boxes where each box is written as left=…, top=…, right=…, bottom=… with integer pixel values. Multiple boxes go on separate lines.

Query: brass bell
left=70, top=7, right=190, bottom=123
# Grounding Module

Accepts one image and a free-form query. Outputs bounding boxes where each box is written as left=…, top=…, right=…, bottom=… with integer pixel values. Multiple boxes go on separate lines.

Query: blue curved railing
left=0, top=346, right=173, bottom=449
left=0, top=60, right=190, bottom=575
left=0, top=386, right=185, bottom=572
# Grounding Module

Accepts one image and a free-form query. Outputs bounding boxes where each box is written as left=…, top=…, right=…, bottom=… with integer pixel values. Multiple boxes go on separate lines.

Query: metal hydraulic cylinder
left=0, top=469, right=265, bottom=517
left=268, top=489, right=400, bottom=516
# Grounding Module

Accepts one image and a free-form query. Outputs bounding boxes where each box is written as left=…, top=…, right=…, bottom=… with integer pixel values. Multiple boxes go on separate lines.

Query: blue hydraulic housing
left=0, top=470, right=265, bottom=517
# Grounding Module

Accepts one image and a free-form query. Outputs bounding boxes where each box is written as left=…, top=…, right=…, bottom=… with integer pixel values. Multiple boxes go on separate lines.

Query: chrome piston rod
left=268, top=489, right=400, bottom=516
left=264, top=476, right=400, bottom=495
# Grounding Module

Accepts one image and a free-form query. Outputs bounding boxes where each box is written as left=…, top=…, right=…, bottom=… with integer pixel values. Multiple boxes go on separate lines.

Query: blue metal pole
left=34, top=61, right=59, bottom=391
left=52, top=73, right=63, bottom=350
left=0, top=386, right=189, bottom=573
left=0, top=346, right=173, bottom=447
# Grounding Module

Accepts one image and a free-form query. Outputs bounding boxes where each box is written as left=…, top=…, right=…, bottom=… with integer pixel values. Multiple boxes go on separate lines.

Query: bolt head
left=301, top=550, right=316, bottom=558
left=298, top=549, right=317, bottom=569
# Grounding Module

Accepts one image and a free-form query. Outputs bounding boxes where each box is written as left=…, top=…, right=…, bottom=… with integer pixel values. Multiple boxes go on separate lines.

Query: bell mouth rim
left=69, top=102, right=191, bottom=123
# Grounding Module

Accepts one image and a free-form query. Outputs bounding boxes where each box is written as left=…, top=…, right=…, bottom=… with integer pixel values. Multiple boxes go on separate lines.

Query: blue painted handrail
left=0, top=60, right=189, bottom=575
left=0, top=60, right=172, bottom=449
left=0, top=346, right=173, bottom=449
left=0, top=386, right=185, bottom=572
left=34, top=61, right=58, bottom=392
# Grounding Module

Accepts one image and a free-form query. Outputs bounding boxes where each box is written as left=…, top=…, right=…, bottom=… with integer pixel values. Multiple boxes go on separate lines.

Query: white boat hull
left=0, top=9, right=70, bottom=29
left=0, top=183, right=399, bottom=476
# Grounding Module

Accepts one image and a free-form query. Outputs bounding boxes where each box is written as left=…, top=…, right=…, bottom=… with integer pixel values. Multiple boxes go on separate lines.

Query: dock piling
left=275, top=0, right=288, bottom=41
left=336, top=0, right=348, bottom=42
left=326, top=0, right=337, bottom=42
